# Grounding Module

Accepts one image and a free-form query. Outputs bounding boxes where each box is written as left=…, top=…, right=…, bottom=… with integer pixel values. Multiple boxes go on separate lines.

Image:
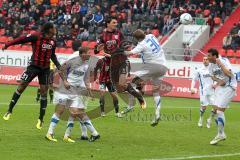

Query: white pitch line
left=145, top=153, right=240, bottom=160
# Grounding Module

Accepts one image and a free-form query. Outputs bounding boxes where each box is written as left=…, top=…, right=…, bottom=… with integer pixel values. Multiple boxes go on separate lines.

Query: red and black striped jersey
left=94, top=57, right=111, bottom=83
left=5, top=32, right=61, bottom=69
left=95, top=29, right=124, bottom=54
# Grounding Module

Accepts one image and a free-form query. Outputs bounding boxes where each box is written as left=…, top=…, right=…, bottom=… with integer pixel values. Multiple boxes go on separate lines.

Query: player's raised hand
left=2, top=44, right=7, bottom=51
left=96, top=43, right=104, bottom=52
left=191, top=88, right=197, bottom=94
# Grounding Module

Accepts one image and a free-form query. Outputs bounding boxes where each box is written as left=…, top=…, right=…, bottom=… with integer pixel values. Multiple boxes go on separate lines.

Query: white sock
left=83, top=119, right=98, bottom=136
left=79, top=119, right=88, bottom=137
left=128, top=93, right=135, bottom=109
left=64, top=116, right=74, bottom=138
left=199, top=108, right=205, bottom=121
left=209, top=109, right=216, bottom=120
left=47, top=113, right=59, bottom=135
left=216, top=110, right=225, bottom=136
left=153, top=92, right=161, bottom=119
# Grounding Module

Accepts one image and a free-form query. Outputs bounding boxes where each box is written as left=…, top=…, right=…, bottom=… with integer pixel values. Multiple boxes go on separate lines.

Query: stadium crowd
left=0, top=0, right=237, bottom=48
left=223, top=22, right=240, bottom=52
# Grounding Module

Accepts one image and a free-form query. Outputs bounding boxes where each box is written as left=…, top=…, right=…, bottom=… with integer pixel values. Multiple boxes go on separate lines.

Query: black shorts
left=110, top=52, right=129, bottom=85
left=20, top=65, right=50, bottom=85
left=99, top=82, right=116, bottom=92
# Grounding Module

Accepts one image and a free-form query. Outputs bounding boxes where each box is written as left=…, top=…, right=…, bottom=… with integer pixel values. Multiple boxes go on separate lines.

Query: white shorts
left=132, top=63, right=168, bottom=84
left=53, top=91, right=86, bottom=109
left=200, top=94, right=214, bottom=106
left=214, top=86, right=236, bottom=108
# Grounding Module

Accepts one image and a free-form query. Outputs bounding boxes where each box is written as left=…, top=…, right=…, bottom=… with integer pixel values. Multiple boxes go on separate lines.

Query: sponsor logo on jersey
left=42, top=44, right=52, bottom=49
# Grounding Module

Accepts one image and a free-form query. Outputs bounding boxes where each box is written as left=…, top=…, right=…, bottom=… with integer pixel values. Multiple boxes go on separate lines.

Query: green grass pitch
left=0, top=84, right=240, bottom=160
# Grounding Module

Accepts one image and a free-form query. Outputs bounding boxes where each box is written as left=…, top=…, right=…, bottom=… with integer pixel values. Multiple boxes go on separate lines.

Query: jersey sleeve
left=128, top=43, right=144, bottom=55
left=220, top=58, right=233, bottom=71
left=5, top=34, right=38, bottom=48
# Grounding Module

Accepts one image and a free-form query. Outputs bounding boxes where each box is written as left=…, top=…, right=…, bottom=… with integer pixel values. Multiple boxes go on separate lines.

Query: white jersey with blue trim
left=192, top=65, right=214, bottom=96
left=56, top=56, right=89, bottom=94
left=66, top=56, right=89, bottom=88
left=209, top=57, right=237, bottom=90
left=129, top=34, right=166, bottom=65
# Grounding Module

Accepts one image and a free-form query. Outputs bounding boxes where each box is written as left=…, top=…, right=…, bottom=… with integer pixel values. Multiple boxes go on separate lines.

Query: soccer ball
left=180, top=13, right=193, bottom=25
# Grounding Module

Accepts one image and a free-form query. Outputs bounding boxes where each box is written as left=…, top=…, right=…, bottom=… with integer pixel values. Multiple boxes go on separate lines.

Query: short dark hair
left=208, top=48, right=219, bottom=58
left=105, top=16, right=117, bottom=27
left=41, top=22, right=54, bottom=34
left=79, top=47, right=89, bottom=55
left=72, top=40, right=82, bottom=51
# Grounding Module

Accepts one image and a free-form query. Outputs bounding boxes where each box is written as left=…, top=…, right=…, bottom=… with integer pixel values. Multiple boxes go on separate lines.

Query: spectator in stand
left=80, top=2, right=88, bottom=16
left=0, top=13, right=5, bottom=29
left=63, top=11, right=71, bottom=24
left=94, top=8, right=104, bottom=25
left=71, top=1, right=80, bottom=14
left=4, top=20, right=13, bottom=36
left=218, top=1, right=227, bottom=22
left=231, top=34, right=239, bottom=52
left=222, top=33, right=232, bottom=52
left=0, top=0, right=238, bottom=48
left=77, top=28, right=89, bottom=41
left=71, top=24, right=79, bottom=40
left=207, top=14, right=215, bottom=35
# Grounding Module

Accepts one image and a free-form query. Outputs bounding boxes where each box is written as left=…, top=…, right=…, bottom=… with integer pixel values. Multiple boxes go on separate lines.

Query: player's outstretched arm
left=4, top=34, right=38, bottom=49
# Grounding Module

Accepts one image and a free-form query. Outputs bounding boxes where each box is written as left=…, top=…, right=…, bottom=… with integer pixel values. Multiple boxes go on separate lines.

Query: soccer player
left=94, top=16, right=146, bottom=109
left=191, top=57, right=215, bottom=128
left=207, top=48, right=237, bottom=145
left=124, top=29, right=168, bottom=126
left=94, top=57, right=122, bottom=117
left=2, top=22, right=70, bottom=129
left=46, top=47, right=100, bottom=142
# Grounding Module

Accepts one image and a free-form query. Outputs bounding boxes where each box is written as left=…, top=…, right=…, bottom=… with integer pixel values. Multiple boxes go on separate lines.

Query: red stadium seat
left=236, top=58, right=240, bottom=64
left=0, top=36, right=8, bottom=43
left=59, top=48, right=66, bottom=53
left=82, top=41, right=89, bottom=47
left=65, top=48, right=73, bottom=54
left=13, top=45, right=21, bottom=50
left=219, top=48, right=227, bottom=57
left=21, top=45, right=32, bottom=51
left=227, top=49, right=234, bottom=57
left=56, top=47, right=61, bottom=53
left=229, top=58, right=236, bottom=64
left=89, top=41, right=97, bottom=49
left=236, top=50, right=240, bottom=58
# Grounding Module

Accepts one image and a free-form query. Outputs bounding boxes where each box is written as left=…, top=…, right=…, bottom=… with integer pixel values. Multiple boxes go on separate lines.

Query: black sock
left=113, top=98, right=119, bottom=113
left=99, top=96, right=105, bottom=112
left=126, top=83, right=144, bottom=103
left=36, top=88, right=41, bottom=101
left=8, top=90, right=21, bottom=113
left=49, top=89, right=53, bottom=102
left=39, top=95, right=47, bottom=121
